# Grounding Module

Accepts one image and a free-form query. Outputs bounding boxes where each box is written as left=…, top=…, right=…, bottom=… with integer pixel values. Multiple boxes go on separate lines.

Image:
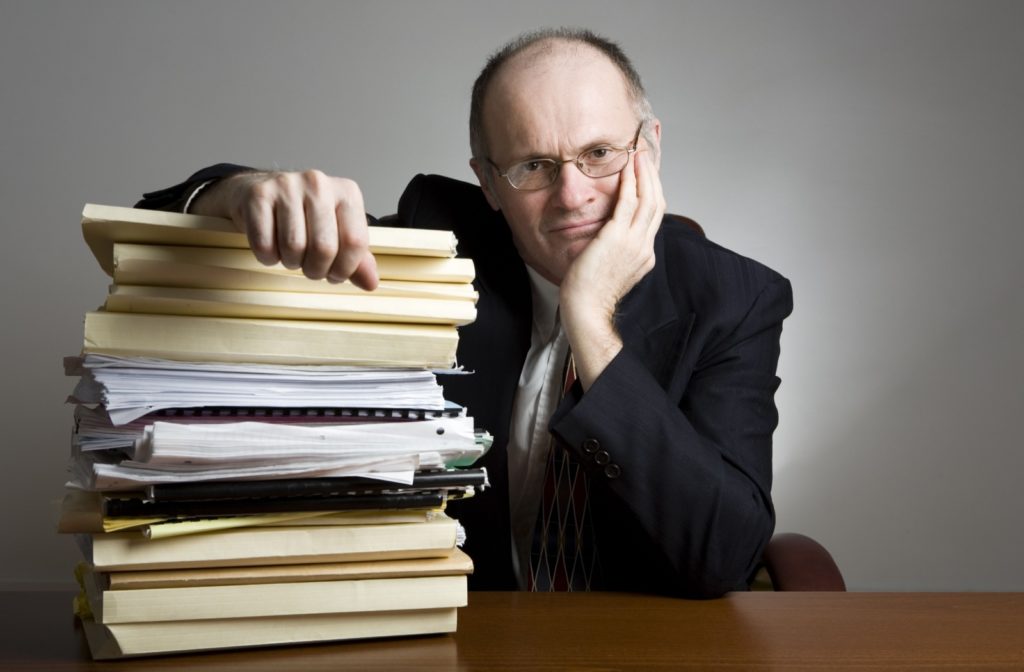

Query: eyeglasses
left=488, top=121, right=645, bottom=191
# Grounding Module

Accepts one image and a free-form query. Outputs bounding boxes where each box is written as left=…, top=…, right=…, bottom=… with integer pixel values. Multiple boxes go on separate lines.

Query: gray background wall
left=1, top=0, right=1021, bottom=591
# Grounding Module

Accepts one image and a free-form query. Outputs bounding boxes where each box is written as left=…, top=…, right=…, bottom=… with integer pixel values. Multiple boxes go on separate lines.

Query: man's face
left=471, top=45, right=660, bottom=285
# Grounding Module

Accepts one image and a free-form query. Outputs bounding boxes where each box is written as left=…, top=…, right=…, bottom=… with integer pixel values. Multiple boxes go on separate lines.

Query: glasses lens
left=579, top=148, right=629, bottom=178
left=507, top=160, right=557, bottom=190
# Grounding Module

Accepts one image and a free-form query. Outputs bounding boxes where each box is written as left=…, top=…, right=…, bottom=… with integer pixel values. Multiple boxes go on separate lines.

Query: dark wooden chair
left=762, top=533, right=847, bottom=591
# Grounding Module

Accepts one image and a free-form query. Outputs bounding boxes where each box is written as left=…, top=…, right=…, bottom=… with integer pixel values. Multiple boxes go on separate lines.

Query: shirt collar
left=525, top=265, right=560, bottom=342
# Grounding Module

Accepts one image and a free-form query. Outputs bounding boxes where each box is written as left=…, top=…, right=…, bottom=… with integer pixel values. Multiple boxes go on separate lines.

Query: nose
left=550, top=161, right=595, bottom=211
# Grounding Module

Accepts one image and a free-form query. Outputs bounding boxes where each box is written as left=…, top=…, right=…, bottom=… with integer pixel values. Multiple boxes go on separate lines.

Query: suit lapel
left=615, top=230, right=695, bottom=391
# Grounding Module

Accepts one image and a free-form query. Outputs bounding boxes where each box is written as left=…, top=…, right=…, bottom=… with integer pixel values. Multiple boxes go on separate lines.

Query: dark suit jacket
left=138, top=168, right=793, bottom=598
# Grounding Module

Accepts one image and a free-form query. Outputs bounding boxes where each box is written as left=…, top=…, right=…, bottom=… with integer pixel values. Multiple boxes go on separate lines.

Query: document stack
left=59, top=205, right=488, bottom=659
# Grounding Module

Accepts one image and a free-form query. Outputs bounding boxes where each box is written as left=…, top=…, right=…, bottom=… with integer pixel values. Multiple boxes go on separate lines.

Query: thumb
left=347, top=252, right=379, bottom=291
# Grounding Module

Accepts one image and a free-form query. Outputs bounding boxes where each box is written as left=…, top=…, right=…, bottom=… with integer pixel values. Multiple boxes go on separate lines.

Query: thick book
left=84, top=514, right=460, bottom=570
left=115, top=255, right=476, bottom=300
left=112, top=242, right=477, bottom=286
left=82, top=311, right=459, bottom=367
left=100, top=548, right=474, bottom=590
left=84, top=571, right=468, bottom=624
left=80, top=607, right=458, bottom=659
left=104, top=284, right=477, bottom=326
left=83, top=203, right=459, bottom=275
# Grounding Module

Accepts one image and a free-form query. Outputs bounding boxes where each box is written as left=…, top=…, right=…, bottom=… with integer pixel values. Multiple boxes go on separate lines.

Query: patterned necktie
left=528, top=352, right=599, bottom=591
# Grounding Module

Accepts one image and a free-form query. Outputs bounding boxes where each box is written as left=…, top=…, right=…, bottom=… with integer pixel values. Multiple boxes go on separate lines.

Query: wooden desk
left=2, top=591, right=1022, bottom=670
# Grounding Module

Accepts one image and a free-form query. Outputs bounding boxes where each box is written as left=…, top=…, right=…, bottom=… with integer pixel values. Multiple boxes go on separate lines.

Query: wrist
left=183, top=179, right=216, bottom=214
left=561, top=304, right=622, bottom=390
left=188, top=170, right=261, bottom=219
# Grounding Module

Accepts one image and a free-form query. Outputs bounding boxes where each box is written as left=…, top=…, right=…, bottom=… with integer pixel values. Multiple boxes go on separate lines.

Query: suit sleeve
left=134, top=163, right=254, bottom=212
left=133, top=164, right=388, bottom=229
left=550, top=273, right=793, bottom=597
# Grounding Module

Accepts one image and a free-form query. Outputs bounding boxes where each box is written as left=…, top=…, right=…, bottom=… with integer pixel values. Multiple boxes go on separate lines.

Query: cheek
left=504, top=199, right=548, bottom=239
left=595, top=174, right=622, bottom=199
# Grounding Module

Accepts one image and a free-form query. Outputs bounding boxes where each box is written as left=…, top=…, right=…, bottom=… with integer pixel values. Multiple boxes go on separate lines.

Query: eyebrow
left=505, top=135, right=622, bottom=165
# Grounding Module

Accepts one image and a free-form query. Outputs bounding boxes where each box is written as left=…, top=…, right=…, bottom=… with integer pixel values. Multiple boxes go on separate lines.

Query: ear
left=469, top=158, right=502, bottom=211
left=647, top=117, right=663, bottom=171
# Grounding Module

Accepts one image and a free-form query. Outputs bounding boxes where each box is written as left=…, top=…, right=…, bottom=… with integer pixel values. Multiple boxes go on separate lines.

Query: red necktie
left=527, top=353, right=599, bottom=591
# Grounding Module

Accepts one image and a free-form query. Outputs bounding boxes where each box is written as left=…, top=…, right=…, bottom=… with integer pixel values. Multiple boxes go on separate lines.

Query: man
left=137, top=29, right=792, bottom=597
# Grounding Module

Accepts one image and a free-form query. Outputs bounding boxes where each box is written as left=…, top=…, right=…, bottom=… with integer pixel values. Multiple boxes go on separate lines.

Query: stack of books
left=80, top=203, right=478, bottom=366
left=59, top=205, right=488, bottom=659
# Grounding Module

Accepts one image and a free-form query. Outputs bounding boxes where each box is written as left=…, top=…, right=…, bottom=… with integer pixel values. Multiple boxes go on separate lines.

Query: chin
left=563, top=236, right=595, bottom=261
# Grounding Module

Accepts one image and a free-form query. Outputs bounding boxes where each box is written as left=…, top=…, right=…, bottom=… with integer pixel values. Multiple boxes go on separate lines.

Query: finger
left=639, top=148, right=664, bottom=210
left=240, top=178, right=280, bottom=266
left=633, top=150, right=665, bottom=237
left=301, top=183, right=340, bottom=281
left=347, top=252, right=380, bottom=291
left=326, top=184, right=371, bottom=284
left=275, top=179, right=307, bottom=270
left=607, top=150, right=640, bottom=230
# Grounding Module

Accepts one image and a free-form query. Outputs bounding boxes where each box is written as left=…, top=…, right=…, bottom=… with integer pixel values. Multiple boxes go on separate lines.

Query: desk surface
left=1, top=591, right=1022, bottom=670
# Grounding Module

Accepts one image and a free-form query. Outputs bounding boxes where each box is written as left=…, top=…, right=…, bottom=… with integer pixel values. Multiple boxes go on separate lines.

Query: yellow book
left=83, top=203, right=459, bottom=275
left=82, top=311, right=458, bottom=367
left=104, top=284, right=477, bottom=326
left=86, top=572, right=468, bottom=624
left=142, top=509, right=438, bottom=539
left=102, top=549, right=473, bottom=590
left=86, top=515, right=460, bottom=570
left=111, top=242, right=477, bottom=286
left=80, top=607, right=458, bottom=659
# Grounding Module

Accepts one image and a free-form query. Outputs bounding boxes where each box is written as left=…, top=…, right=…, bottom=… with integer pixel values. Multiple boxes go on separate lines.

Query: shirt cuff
left=183, top=179, right=217, bottom=214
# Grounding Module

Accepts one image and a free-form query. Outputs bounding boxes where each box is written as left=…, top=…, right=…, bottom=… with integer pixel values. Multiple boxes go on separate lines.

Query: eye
left=582, top=147, right=615, bottom=163
left=521, top=160, right=547, bottom=173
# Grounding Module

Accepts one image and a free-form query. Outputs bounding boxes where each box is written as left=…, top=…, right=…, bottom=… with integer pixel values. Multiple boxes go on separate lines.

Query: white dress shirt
left=507, top=266, right=570, bottom=589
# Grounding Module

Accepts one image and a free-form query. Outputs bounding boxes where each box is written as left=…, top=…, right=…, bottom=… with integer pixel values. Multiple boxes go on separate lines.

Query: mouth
left=547, top=218, right=607, bottom=235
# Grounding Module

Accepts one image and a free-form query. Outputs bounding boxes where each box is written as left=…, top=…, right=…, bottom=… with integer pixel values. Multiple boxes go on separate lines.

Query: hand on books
left=559, top=148, right=665, bottom=389
left=191, top=170, right=380, bottom=290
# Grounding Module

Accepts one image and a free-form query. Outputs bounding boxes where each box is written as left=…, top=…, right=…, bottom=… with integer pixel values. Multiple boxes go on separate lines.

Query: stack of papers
left=67, top=355, right=449, bottom=424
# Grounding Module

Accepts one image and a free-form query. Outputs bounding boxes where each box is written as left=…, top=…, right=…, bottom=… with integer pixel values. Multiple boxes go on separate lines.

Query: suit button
left=604, top=464, right=622, bottom=479
left=582, top=438, right=600, bottom=454
left=594, top=450, right=610, bottom=466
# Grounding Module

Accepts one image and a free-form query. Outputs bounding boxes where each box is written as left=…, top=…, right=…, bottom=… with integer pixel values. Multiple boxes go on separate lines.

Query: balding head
left=469, top=28, right=654, bottom=161
left=464, top=30, right=662, bottom=285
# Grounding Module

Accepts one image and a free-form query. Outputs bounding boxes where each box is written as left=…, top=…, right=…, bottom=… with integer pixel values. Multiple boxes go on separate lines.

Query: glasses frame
left=488, top=121, right=645, bottom=191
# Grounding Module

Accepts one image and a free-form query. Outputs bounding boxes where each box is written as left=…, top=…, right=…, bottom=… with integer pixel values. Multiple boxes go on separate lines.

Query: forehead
left=482, top=42, right=637, bottom=160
